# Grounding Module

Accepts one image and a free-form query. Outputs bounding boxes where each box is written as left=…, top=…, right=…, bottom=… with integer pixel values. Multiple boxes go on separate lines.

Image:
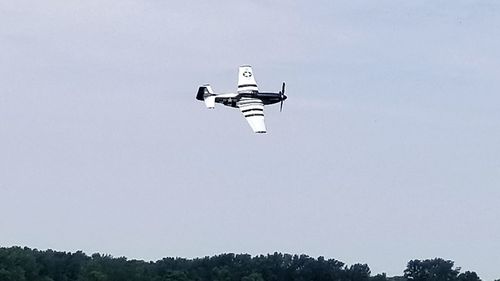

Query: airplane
left=196, top=65, right=287, bottom=133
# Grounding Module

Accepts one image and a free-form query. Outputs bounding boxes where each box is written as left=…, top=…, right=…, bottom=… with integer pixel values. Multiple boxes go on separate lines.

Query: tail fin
left=196, top=85, right=216, bottom=108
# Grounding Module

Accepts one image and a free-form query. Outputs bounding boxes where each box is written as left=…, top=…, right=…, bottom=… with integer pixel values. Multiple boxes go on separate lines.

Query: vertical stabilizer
left=196, top=85, right=216, bottom=108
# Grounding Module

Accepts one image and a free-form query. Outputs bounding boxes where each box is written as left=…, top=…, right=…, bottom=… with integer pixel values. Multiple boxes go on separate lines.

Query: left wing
left=237, top=97, right=266, bottom=133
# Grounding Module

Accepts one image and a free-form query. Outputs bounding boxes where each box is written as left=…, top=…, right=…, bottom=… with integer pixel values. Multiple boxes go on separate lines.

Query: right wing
left=237, top=97, right=266, bottom=133
left=238, top=65, right=259, bottom=93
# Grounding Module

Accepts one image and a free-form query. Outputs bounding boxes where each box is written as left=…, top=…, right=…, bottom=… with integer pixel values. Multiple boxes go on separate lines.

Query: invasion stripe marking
left=238, top=84, right=258, bottom=88
left=241, top=108, right=263, bottom=113
left=238, top=100, right=263, bottom=105
left=238, top=104, right=263, bottom=108
left=245, top=113, right=265, bottom=118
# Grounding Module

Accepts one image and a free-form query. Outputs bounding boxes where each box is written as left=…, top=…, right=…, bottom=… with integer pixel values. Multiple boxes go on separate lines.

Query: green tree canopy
left=0, top=247, right=485, bottom=281
left=404, top=258, right=460, bottom=281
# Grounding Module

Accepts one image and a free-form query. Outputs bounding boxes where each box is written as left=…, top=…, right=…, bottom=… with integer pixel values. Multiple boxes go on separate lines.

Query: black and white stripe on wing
left=237, top=97, right=266, bottom=133
left=237, top=98, right=264, bottom=117
left=237, top=85, right=259, bottom=93
left=241, top=108, right=264, bottom=118
left=238, top=84, right=258, bottom=88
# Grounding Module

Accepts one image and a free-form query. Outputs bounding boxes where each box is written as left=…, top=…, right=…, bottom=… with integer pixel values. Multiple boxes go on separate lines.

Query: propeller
left=279, top=82, right=286, bottom=112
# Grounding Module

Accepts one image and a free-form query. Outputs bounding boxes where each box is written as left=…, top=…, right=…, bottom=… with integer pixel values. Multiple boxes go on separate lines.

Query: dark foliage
left=404, top=259, right=482, bottom=281
left=0, top=247, right=483, bottom=281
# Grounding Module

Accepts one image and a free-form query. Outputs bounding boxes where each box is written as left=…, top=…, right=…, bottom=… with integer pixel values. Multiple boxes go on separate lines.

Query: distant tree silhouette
left=404, top=259, right=459, bottom=281
left=372, top=273, right=388, bottom=281
left=0, top=247, right=485, bottom=281
left=457, top=271, right=481, bottom=281
left=348, top=263, right=371, bottom=281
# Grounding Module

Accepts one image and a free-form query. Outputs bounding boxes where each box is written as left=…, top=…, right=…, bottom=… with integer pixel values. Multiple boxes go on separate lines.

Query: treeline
left=0, top=246, right=487, bottom=281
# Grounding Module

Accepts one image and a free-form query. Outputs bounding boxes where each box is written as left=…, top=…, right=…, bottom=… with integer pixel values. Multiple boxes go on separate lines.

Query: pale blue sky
left=1, top=1, right=499, bottom=280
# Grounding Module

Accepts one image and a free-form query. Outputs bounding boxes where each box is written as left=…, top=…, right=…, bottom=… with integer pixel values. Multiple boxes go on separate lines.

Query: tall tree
left=404, top=259, right=459, bottom=281
left=348, top=263, right=371, bottom=281
left=457, top=271, right=481, bottom=281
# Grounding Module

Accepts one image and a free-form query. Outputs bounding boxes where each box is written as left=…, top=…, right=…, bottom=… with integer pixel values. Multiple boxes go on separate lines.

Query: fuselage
left=216, top=92, right=286, bottom=108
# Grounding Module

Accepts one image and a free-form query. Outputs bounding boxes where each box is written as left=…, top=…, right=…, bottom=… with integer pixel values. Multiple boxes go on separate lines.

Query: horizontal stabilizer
left=204, top=96, right=215, bottom=108
left=196, top=85, right=216, bottom=109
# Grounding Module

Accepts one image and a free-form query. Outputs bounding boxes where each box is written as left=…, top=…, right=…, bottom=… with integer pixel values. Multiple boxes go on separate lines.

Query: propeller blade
left=279, top=82, right=286, bottom=112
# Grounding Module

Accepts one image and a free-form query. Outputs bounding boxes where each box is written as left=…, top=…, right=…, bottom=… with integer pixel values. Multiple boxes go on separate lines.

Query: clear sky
left=1, top=0, right=499, bottom=280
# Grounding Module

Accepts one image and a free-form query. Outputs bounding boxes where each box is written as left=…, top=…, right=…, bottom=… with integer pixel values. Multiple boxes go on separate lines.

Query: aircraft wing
left=237, top=97, right=266, bottom=133
left=238, top=65, right=258, bottom=93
